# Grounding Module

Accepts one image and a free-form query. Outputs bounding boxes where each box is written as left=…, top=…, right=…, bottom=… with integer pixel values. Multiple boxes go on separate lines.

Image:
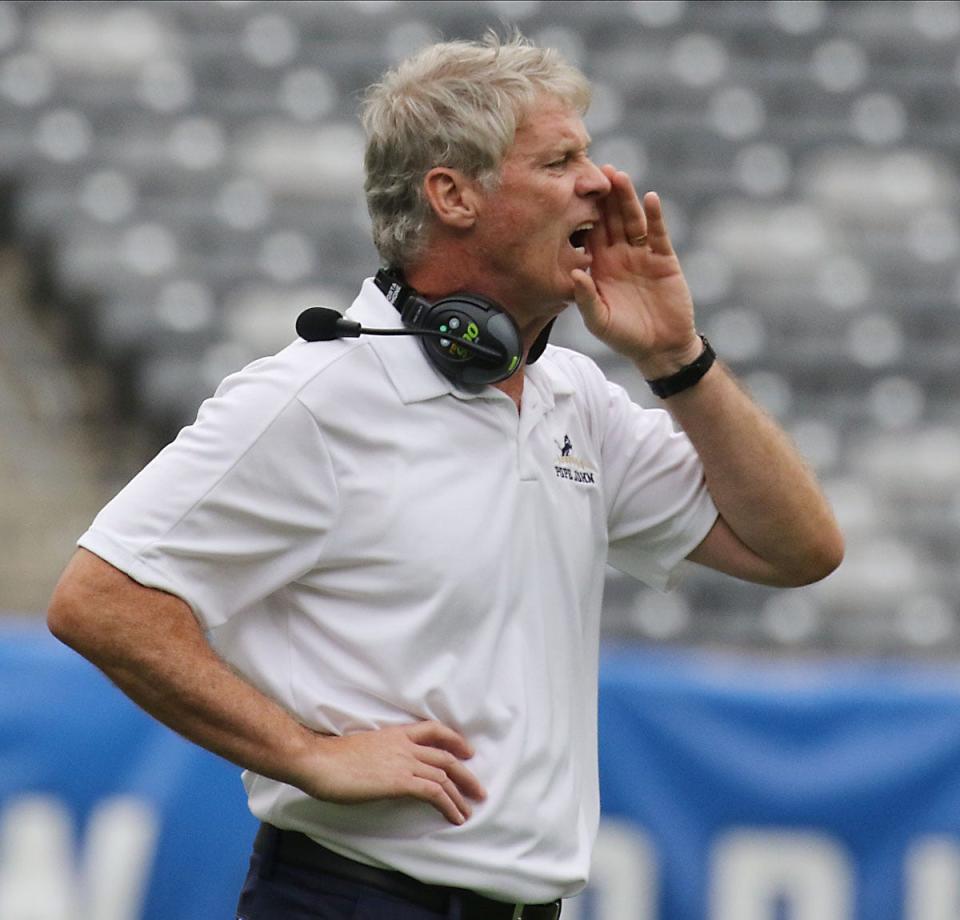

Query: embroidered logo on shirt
left=553, top=434, right=598, bottom=485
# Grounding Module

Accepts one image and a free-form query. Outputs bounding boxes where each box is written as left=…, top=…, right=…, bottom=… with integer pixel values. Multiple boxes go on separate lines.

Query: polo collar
left=348, top=278, right=464, bottom=404
left=530, top=349, right=576, bottom=400
left=347, top=277, right=576, bottom=406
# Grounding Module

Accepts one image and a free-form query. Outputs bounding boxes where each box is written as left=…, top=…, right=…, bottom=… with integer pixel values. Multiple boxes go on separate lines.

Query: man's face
left=471, top=98, right=612, bottom=318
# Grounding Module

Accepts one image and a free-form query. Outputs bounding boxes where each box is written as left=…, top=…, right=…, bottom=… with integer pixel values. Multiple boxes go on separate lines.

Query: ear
left=423, top=167, right=480, bottom=229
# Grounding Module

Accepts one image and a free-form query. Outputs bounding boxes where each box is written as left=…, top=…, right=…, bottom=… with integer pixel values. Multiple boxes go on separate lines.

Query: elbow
left=782, top=530, right=845, bottom=588
left=47, top=584, right=86, bottom=652
left=47, top=570, right=103, bottom=659
left=810, top=526, right=846, bottom=584
left=46, top=549, right=114, bottom=657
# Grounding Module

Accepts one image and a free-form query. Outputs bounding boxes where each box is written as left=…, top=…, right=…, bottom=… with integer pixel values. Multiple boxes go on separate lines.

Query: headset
left=296, top=268, right=554, bottom=388
left=372, top=267, right=528, bottom=387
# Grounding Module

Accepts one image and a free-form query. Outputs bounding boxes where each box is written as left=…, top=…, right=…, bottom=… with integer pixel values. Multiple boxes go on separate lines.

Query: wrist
left=643, top=335, right=716, bottom=399
left=279, top=722, right=326, bottom=784
left=635, top=335, right=706, bottom=380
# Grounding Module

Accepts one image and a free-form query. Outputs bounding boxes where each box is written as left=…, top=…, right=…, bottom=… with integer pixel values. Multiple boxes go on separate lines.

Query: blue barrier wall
left=0, top=618, right=257, bottom=919
left=4, top=619, right=960, bottom=920
left=596, top=647, right=960, bottom=920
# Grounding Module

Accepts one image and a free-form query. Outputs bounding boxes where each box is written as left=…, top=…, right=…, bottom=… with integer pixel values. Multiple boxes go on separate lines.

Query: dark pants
left=235, top=825, right=562, bottom=920
left=235, top=848, right=447, bottom=919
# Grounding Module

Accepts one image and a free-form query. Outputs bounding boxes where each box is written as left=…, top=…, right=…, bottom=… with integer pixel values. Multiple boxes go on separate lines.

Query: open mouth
left=568, top=222, right=593, bottom=254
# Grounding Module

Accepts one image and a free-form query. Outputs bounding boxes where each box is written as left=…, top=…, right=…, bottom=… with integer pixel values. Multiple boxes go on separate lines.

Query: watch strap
left=645, top=335, right=716, bottom=399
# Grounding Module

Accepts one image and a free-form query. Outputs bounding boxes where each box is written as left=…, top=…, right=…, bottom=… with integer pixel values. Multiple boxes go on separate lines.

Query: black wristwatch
left=645, top=335, right=716, bottom=399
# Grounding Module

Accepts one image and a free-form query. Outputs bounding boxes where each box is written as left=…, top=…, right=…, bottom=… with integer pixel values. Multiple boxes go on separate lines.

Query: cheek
left=494, top=213, right=550, bottom=260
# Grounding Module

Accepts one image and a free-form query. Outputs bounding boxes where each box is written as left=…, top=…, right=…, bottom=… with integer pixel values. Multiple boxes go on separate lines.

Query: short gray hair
left=361, top=32, right=591, bottom=269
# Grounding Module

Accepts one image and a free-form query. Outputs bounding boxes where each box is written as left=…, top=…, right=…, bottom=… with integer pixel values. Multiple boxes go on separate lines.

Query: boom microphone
left=296, top=306, right=505, bottom=361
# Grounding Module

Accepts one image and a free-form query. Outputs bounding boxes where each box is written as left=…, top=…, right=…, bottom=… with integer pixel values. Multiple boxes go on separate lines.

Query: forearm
left=48, top=549, right=485, bottom=825
left=647, top=360, right=844, bottom=586
left=104, top=616, right=313, bottom=781
left=568, top=176, right=842, bottom=584
left=48, top=550, right=316, bottom=787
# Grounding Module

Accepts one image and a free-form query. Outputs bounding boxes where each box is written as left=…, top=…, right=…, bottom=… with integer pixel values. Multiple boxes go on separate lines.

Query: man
left=47, top=34, right=843, bottom=920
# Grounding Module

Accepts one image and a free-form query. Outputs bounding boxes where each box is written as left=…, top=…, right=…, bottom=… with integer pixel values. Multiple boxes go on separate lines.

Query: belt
left=254, top=824, right=562, bottom=920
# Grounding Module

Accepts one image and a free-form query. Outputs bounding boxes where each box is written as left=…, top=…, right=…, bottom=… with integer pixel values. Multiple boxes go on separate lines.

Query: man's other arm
left=47, top=549, right=485, bottom=824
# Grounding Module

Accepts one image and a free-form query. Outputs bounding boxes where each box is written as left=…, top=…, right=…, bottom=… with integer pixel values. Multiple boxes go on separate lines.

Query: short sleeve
left=601, top=382, right=717, bottom=591
left=78, top=387, right=340, bottom=630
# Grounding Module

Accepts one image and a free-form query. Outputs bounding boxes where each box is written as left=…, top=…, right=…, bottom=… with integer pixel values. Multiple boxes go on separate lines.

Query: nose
left=577, top=157, right=612, bottom=198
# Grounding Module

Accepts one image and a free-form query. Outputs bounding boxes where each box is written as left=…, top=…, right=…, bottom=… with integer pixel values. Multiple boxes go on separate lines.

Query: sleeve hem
left=661, top=502, right=719, bottom=593
left=76, top=529, right=222, bottom=629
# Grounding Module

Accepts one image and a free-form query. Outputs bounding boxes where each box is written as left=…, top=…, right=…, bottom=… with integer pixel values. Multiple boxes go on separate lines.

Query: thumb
left=571, top=269, right=605, bottom=334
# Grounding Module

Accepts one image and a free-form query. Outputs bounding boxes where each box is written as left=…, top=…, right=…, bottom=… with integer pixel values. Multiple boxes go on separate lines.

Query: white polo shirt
left=78, top=278, right=717, bottom=904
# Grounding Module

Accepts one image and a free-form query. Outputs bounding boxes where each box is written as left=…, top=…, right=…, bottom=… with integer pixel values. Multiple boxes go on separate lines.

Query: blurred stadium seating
left=2, top=0, right=959, bottom=655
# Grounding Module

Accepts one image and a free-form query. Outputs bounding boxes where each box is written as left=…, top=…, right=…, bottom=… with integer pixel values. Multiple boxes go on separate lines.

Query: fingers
left=407, top=775, right=469, bottom=826
left=418, top=743, right=486, bottom=803
left=308, top=721, right=486, bottom=827
left=597, top=167, right=674, bottom=255
left=640, top=190, right=675, bottom=256
left=405, top=718, right=474, bottom=759
left=402, top=721, right=486, bottom=825
left=411, top=754, right=477, bottom=825
left=598, top=166, right=646, bottom=246
left=597, top=164, right=622, bottom=247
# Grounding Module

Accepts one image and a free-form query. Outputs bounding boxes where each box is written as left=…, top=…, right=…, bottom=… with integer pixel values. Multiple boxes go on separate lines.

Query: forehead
left=508, top=98, right=591, bottom=159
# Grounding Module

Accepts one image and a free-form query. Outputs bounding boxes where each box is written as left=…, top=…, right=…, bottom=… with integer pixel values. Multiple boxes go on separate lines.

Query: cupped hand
left=294, top=720, right=487, bottom=826
left=573, top=166, right=702, bottom=377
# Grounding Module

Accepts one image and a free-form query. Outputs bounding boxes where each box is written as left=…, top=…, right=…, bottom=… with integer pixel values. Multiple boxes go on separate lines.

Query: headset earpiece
left=407, top=292, right=522, bottom=387
left=375, top=269, right=524, bottom=387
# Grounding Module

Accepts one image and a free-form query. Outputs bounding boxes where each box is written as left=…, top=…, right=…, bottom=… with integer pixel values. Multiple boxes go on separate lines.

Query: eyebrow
left=548, top=134, right=593, bottom=159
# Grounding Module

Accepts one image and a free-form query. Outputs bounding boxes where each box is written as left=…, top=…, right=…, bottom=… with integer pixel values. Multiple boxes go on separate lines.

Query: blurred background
left=3, top=3, right=960, bottom=919
left=3, top=0, right=960, bottom=656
